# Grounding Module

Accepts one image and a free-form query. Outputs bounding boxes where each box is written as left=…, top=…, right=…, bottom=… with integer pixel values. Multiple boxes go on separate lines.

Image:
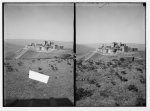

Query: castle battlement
left=26, top=41, right=64, bottom=52
left=96, top=42, right=138, bottom=55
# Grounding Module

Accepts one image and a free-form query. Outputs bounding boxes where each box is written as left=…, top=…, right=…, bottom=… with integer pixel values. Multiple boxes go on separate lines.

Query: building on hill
left=96, top=42, right=138, bottom=54
left=26, top=41, right=64, bottom=52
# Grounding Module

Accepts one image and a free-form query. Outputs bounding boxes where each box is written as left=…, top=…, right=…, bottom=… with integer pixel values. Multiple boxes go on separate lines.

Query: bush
left=18, top=61, right=23, bottom=66
left=50, top=65, right=58, bottom=71
left=67, top=61, right=71, bottom=65
left=87, top=79, right=96, bottom=84
left=127, top=85, right=138, bottom=92
left=6, top=65, right=14, bottom=72
left=121, top=71, right=127, bottom=75
left=61, top=54, right=72, bottom=59
left=76, top=59, right=83, bottom=66
left=100, top=89, right=110, bottom=98
left=87, top=65, right=97, bottom=71
left=115, top=103, right=120, bottom=106
left=4, top=63, right=16, bottom=72
left=95, top=60, right=104, bottom=66
left=120, top=58, right=125, bottom=62
left=136, top=68, right=143, bottom=73
left=136, top=97, right=146, bottom=106
left=88, top=60, right=94, bottom=65
left=107, top=62, right=112, bottom=66
left=112, top=64, right=118, bottom=68
left=111, top=81, right=116, bottom=85
left=115, top=72, right=128, bottom=82
left=95, top=83, right=101, bottom=87
left=87, top=78, right=101, bottom=87
left=112, top=59, right=119, bottom=62
left=54, top=56, right=58, bottom=59
left=95, top=61, right=100, bottom=65
left=118, top=62, right=122, bottom=66
left=4, top=62, right=9, bottom=66
left=78, top=63, right=97, bottom=71
left=139, top=75, right=145, bottom=84
left=32, top=59, right=36, bottom=63
left=136, top=60, right=144, bottom=66
left=76, top=88, right=93, bottom=101
left=38, top=67, right=42, bottom=70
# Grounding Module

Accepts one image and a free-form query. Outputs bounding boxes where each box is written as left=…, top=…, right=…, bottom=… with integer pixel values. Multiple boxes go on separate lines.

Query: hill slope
left=19, top=49, right=73, bottom=59
left=4, top=42, right=24, bottom=59
left=76, top=44, right=95, bottom=56
left=4, top=39, right=73, bottom=59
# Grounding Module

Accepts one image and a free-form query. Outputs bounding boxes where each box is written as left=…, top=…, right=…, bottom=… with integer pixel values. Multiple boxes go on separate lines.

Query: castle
left=96, top=42, right=138, bottom=54
left=26, top=41, right=64, bottom=52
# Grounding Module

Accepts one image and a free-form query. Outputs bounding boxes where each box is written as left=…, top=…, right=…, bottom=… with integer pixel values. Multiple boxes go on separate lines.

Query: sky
left=4, top=3, right=145, bottom=44
left=4, top=3, right=73, bottom=42
left=76, top=3, right=145, bottom=44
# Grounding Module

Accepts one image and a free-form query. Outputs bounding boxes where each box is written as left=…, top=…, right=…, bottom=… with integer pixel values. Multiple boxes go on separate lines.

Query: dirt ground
left=4, top=58, right=74, bottom=105
left=76, top=51, right=146, bottom=106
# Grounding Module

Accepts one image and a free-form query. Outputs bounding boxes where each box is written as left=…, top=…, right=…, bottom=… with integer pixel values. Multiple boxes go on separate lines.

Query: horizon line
left=4, top=38, right=73, bottom=42
left=76, top=42, right=145, bottom=45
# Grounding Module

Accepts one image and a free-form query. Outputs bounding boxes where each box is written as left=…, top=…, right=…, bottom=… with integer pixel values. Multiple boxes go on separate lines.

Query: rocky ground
left=76, top=51, right=146, bottom=106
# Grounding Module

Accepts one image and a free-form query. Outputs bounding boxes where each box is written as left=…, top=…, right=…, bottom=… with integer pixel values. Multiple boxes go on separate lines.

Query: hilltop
left=76, top=42, right=145, bottom=56
left=4, top=39, right=73, bottom=59
left=4, top=39, right=73, bottom=49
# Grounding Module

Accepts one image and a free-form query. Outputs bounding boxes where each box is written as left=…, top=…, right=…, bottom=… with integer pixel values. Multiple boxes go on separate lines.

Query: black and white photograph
left=1, top=1, right=148, bottom=109
left=3, top=3, right=74, bottom=106
left=76, top=3, right=146, bottom=106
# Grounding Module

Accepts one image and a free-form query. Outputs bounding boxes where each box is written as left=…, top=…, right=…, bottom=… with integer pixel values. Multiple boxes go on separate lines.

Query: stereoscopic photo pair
left=3, top=2, right=146, bottom=107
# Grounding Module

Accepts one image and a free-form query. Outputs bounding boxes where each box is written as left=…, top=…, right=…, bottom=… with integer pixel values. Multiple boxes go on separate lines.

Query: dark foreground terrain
left=76, top=51, right=146, bottom=106
left=4, top=57, right=74, bottom=106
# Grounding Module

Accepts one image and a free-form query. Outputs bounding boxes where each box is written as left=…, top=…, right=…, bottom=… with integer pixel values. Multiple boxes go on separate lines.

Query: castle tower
left=44, top=41, right=48, bottom=46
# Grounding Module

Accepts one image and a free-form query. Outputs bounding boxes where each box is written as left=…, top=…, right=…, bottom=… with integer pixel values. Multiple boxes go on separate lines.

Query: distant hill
left=4, top=39, right=145, bottom=59
left=4, top=39, right=73, bottom=49
left=4, top=39, right=73, bottom=59
left=76, top=44, right=95, bottom=56
left=4, top=42, right=24, bottom=59
left=126, top=43, right=145, bottom=51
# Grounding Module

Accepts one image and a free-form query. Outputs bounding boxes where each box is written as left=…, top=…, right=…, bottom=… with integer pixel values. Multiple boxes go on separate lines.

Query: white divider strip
left=29, top=70, right=49, bottom=83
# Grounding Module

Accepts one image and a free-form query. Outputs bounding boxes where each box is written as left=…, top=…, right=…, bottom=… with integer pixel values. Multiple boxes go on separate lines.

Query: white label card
left=29, top=70, right=49, bottom=84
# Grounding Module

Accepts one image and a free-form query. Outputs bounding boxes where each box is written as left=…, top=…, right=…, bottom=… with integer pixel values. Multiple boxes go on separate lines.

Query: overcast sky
left=76, top=3, right=145, bottom=44
left=4, top=3, right=73, bottom=42
left=4, top=3, right=145, bottom=44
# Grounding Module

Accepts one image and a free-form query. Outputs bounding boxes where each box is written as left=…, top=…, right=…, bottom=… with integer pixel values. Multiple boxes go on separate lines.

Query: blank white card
left=29, top=70, right=49, bottom=83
